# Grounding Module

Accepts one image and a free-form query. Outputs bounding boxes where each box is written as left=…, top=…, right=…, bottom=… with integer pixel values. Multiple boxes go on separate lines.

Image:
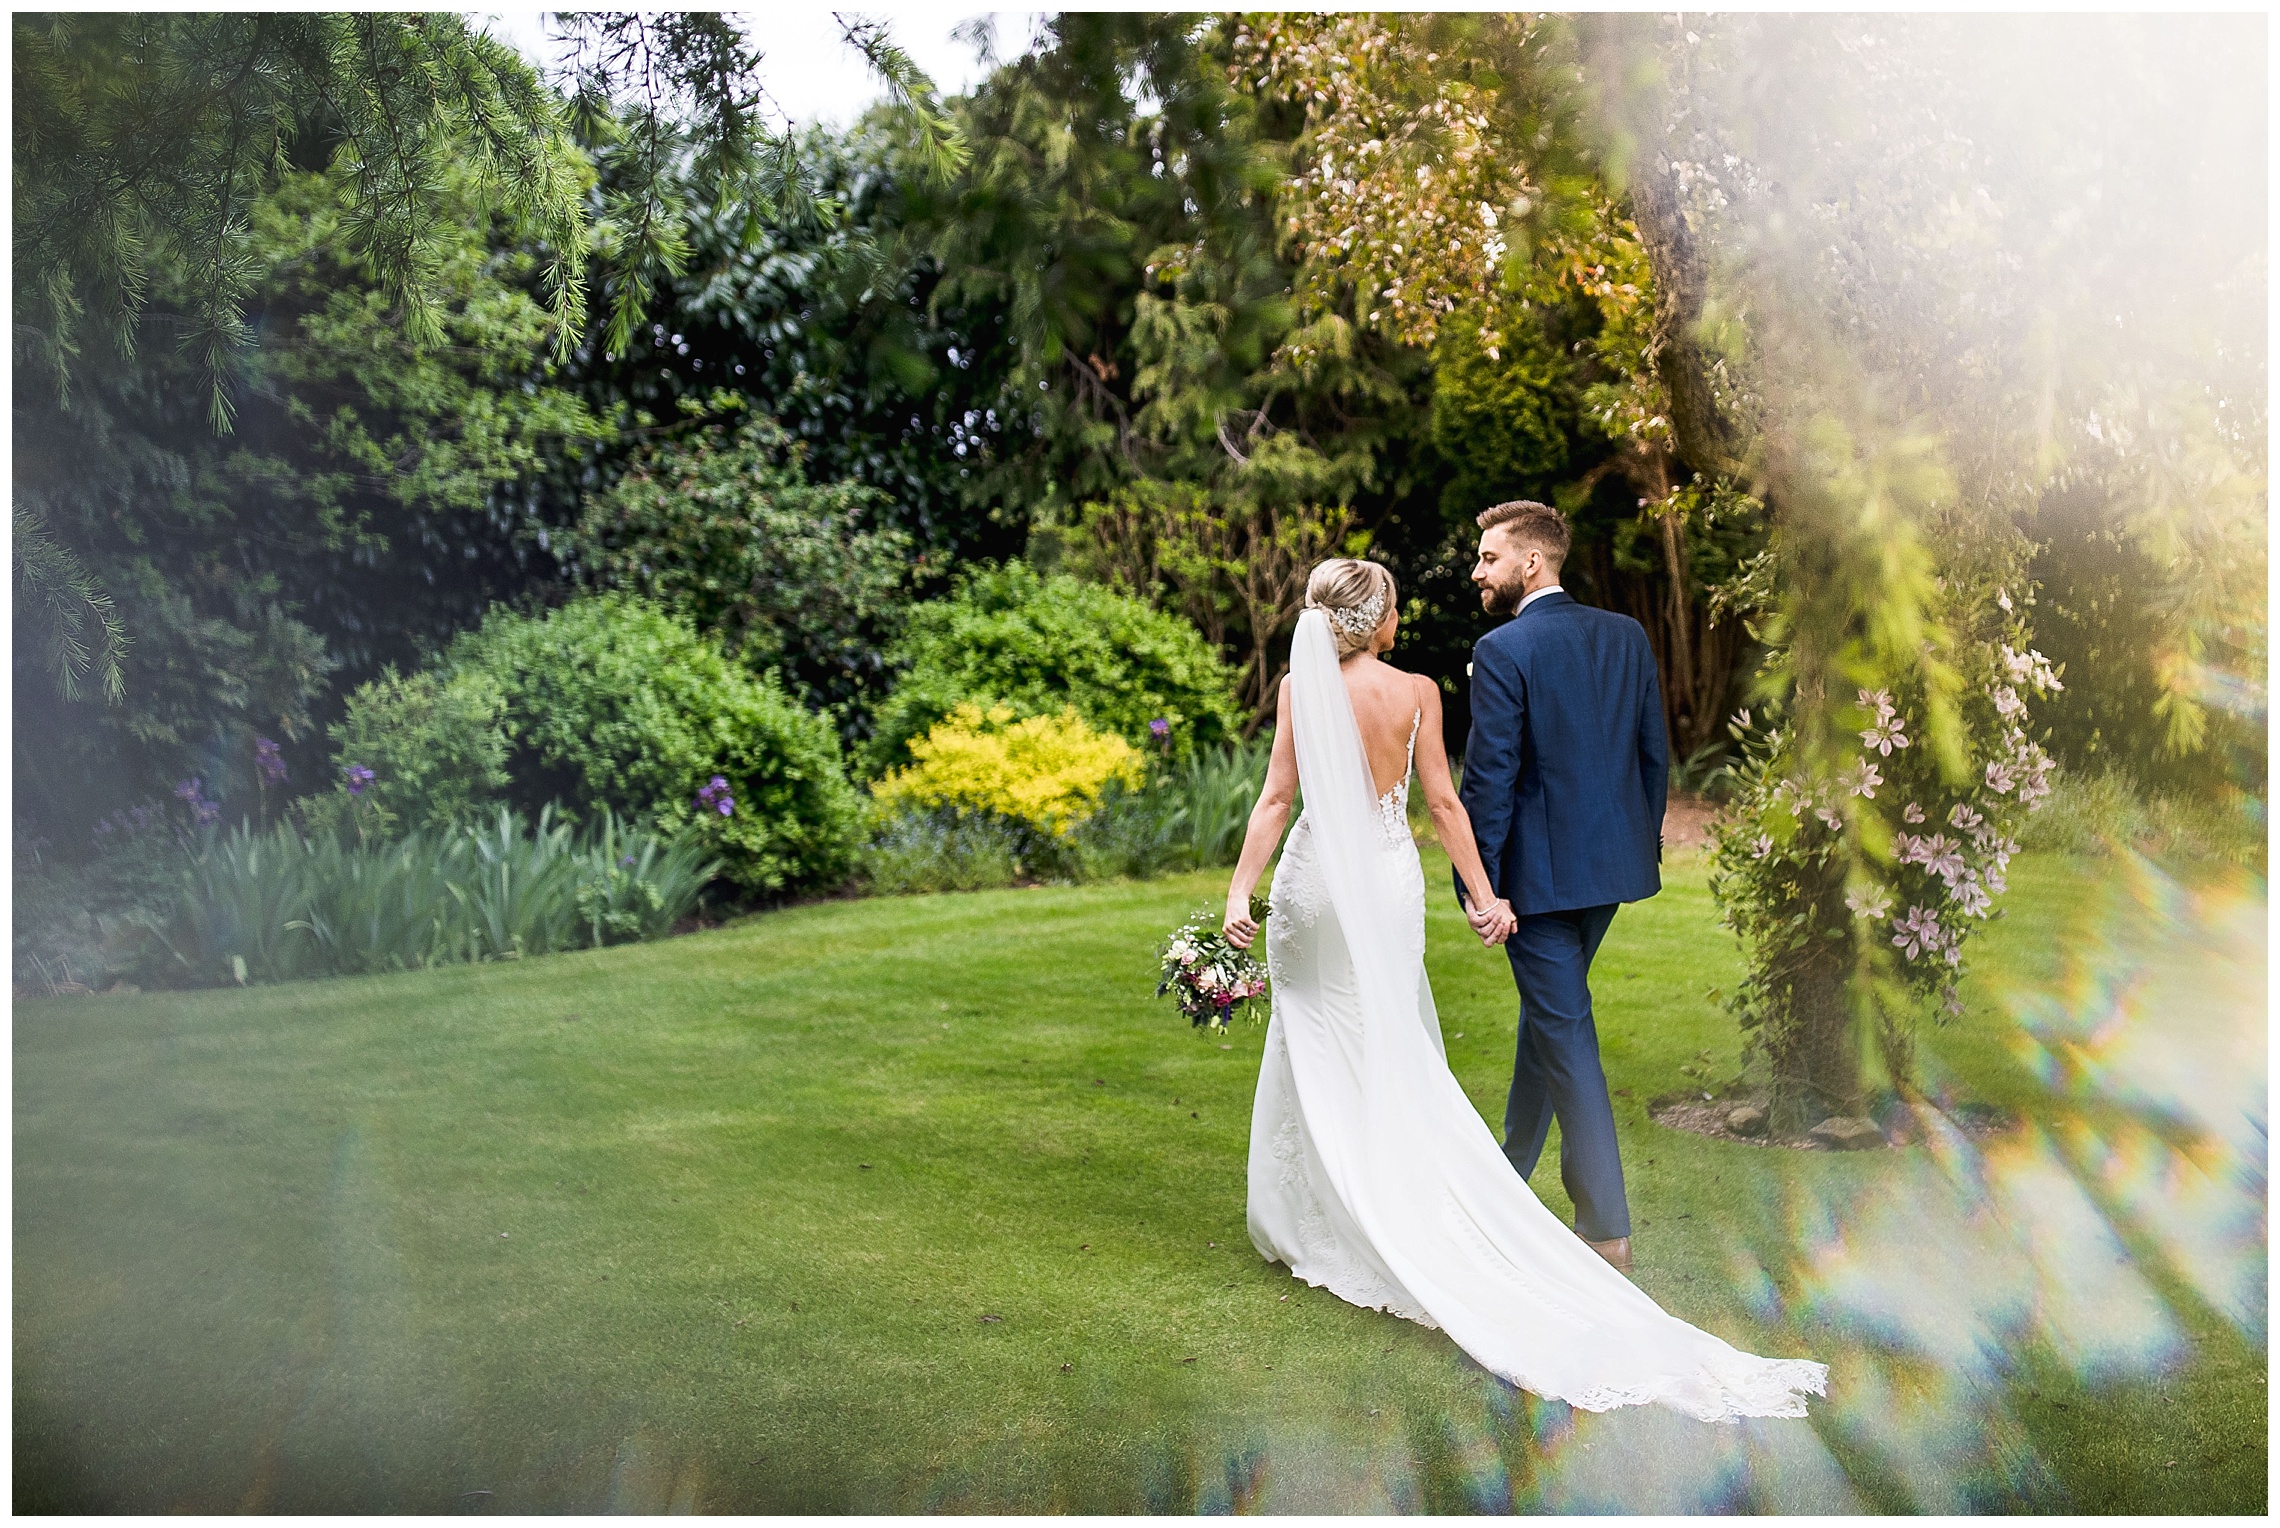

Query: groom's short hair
left=1477, top=500, right=1570, bottom=568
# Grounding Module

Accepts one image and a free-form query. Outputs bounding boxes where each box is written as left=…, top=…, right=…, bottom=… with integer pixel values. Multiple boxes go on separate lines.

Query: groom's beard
left=1478, top=567, right=1530, bottom=617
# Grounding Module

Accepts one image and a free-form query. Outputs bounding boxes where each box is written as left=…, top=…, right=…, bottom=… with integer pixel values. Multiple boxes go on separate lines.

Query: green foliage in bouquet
left=1154, top=899, right=1271, bottom=1032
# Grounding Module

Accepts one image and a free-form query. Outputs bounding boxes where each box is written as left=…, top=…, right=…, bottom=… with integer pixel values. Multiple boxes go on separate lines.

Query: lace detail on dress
left=1373, top=709, right=1422, bottom=847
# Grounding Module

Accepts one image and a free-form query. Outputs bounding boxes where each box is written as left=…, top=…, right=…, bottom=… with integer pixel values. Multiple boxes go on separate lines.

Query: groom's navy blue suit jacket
left=1457, top=591, right=1668, bottom=916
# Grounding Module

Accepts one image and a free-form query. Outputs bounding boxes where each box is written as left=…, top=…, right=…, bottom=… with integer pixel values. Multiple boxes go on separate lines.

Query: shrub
left=1158, top=738, right=1273, bottom=868
left=312, top=595, right=864, bottom=894
left=857, top=807, right=1028, bottom=896
left=866, top=562, right=1243, bottom=774
left=306, top=667, right=511, bottom=838
left=14, top=798, right=208, bottom=993
left=872, top=704, right=1144, bottom=835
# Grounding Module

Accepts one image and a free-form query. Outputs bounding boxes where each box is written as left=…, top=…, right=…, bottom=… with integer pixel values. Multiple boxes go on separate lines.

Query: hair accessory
left=1315, top=585, right=1388, bottom=648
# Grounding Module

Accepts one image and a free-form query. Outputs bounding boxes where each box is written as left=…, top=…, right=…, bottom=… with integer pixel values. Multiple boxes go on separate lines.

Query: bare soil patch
left=1662, top=794, right=1723, bottom=851
left=1650, top=1092, right=2021, bottom=1151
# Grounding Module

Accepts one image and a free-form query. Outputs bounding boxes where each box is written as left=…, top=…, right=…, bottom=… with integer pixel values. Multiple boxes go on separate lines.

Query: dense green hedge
left=865, top=562, right=1244, bottom=776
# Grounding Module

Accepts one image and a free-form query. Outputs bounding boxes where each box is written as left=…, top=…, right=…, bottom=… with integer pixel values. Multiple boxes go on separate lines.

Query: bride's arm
left=1414, top=679, right=1516, bottom=941
left=1222, top=678, right=1299, bottom=949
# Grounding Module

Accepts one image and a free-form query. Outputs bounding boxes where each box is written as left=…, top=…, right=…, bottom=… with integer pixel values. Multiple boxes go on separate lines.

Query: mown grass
left=13, top=849, right=2265, bottom=1512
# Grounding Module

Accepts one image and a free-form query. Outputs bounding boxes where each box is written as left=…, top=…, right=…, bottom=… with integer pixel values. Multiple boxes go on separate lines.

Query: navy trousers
left=1502, top=903, right=1629, bottom=1242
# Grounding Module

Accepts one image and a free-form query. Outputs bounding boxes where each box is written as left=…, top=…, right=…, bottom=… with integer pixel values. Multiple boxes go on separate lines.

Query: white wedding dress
left=1246, top=610, right=1828, bottom=1421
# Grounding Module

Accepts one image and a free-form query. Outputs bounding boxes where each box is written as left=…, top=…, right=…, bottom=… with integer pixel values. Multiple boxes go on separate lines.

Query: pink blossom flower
left=1948, top=875, right=1992, bottom=917
left=1903, top=802, right=1925, bottom=825
left=1749, top=833, right=1774, bottom=860
left=1861, top=719, right=1910, bottom=756
left=1948, top=803, right=1983, bottom=832
left=1984, top=761, right=2016, bottom=795
left=1992, top=686, right=2025, bottom=720
left=1891, top=904, right=1945, bottom=961
left=1921, top=834, right=1967, bottom=884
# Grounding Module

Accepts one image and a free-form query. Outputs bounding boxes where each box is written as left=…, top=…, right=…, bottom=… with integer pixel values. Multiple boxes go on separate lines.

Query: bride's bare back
left=1339, top=653, right=1433, bottom=798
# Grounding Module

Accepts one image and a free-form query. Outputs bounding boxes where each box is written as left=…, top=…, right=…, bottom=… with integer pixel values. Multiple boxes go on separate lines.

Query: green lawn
left=14, top=849, right=2266, bottom=1513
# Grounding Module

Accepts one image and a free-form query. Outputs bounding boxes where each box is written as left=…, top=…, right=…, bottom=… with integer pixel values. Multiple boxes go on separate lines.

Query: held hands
left=1465, top=895, right=1518, bottom=947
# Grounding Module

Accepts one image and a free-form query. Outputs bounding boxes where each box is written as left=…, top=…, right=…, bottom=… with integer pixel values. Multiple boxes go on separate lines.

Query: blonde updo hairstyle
left=1304, top=558, right=1399, bottom=658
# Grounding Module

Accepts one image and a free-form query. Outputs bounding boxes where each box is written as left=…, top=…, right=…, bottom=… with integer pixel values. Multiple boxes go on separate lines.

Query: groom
left=1456, top=500, right=1668, bottom=1274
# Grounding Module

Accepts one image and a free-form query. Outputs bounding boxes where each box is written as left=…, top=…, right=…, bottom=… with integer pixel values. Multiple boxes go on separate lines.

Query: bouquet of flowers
left=1154, top=898, right=1270, bottom=1031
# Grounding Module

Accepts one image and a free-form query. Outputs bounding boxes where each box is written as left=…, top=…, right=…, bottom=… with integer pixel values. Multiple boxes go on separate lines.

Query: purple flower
left=696, top=775, right=736, bottom=818
left=174, top=777, right=221, bottom=825
left=1148, top=717, right=1171, bottom=740
left=620, top=854, right=637, bottom=868
left=1948, top=874, right=1993, bottom=918
left=254, top=735, right=288, bottom=786
left=345, top=764, right=375, bottom=797
left=1891, top=904, right=1946, bottom=961
left=1920, top=833, right=1967, bottom=885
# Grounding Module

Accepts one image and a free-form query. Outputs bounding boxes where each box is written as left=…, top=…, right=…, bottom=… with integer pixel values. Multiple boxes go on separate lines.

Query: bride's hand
left=1223, top=901, right=1260, bottom=950
left=1467, top=897, right=1517, bottom=946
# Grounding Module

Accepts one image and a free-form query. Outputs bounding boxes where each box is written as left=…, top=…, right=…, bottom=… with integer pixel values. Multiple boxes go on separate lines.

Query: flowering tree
left=1592, top=13, right=2262, bottom=1122
left=1711, top=574, right=2064, bottom=1126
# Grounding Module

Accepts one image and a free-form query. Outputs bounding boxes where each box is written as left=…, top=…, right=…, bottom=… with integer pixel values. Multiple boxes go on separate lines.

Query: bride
left=1219, top=559, right=1827, bottom=1422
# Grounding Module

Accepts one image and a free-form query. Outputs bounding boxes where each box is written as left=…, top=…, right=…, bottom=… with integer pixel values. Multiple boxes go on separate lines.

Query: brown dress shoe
left=1585, top=1235, right=1632, bottom=1274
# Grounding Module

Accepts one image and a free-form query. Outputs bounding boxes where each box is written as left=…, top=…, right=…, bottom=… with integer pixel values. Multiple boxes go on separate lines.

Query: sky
left=475, top=8, right=1029, bottom=127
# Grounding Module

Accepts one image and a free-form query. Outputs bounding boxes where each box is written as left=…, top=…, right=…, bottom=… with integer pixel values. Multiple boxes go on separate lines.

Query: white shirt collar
left=1517, top=583, right=1565, bottom=614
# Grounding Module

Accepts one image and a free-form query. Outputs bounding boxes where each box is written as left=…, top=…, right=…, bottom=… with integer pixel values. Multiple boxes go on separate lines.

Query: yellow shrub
left=872, top=704, right=1145, bottom=834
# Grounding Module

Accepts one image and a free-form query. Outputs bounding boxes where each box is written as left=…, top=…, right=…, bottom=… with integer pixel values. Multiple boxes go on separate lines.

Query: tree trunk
left=1763, top=870, right=1866, bottom=1134
left=1766, top=957, right=1865, bottom=1135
